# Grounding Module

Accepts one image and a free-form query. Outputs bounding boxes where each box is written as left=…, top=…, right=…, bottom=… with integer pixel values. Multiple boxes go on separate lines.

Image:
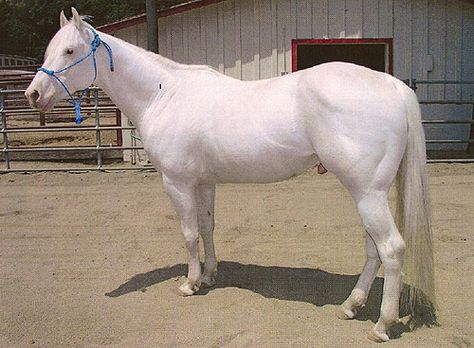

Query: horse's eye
left=66, top=49, right=74, bottom=55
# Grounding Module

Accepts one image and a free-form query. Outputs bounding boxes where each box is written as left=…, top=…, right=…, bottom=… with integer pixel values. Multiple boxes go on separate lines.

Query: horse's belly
left=203, top=149, right=318, bottom=184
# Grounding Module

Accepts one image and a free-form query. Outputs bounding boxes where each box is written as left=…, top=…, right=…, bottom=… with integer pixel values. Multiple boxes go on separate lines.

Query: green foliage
left=0, top=0, right=147, bottom=61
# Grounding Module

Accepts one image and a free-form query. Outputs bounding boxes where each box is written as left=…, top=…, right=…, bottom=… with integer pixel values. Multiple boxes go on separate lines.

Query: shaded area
left=105, top=261, right=434, bottom=334
left=106, top=261, right=386, bottom=323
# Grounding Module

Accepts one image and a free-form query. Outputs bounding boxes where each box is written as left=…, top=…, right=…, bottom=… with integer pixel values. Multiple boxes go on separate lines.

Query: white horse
left=26, top=9, right=436, bottom=342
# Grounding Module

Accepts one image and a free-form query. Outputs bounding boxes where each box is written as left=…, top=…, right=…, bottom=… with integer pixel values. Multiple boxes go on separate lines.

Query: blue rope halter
left=38, top=28, right=114, bottom=124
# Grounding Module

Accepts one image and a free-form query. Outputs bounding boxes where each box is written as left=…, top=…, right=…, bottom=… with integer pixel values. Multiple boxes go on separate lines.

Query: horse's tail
left=395, top=85, right=438, bottom=329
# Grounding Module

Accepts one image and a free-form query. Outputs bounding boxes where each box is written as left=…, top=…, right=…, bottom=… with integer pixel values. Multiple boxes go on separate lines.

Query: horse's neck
left=95, top=33, right=176, bottom=130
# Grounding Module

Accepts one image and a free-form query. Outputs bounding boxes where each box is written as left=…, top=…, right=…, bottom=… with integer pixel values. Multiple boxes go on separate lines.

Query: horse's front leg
left=162, top=176, right=201, bottom=296
left=197, top=184, right=217, bottom=288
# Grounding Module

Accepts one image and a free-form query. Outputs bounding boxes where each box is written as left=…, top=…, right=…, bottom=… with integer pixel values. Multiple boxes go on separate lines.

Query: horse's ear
left=71, top=7, right=83, bottom=29
left=59, top=10, right=69, bottom=28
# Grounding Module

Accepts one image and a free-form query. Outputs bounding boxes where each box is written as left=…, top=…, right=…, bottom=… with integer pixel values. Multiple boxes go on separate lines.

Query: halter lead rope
left=38, top=28, right=114, bottom=124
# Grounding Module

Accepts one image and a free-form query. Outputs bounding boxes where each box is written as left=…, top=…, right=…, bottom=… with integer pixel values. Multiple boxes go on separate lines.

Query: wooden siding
left=112, top=0, right=474, bottom=99
left=113, top=0, right=397, bottom=80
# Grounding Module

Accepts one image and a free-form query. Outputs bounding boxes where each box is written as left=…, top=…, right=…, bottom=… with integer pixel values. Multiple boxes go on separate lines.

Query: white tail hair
left=396, top=86, right=437, bottom=328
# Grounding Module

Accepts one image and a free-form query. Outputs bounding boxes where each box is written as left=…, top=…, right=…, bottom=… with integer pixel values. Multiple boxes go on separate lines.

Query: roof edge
left=97, top=0, right=226, bottom=33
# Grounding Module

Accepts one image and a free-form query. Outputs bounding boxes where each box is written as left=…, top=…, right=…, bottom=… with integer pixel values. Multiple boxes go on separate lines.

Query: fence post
left=115, top=109, right=122, bottom=147
left=1, top=90, right=10, bottom=170
left=94, top=88, right=102, bottom=169
left=468, top=103, right=474, bottom=154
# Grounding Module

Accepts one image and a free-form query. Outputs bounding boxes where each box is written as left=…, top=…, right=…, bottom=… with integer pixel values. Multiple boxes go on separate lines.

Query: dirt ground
left=0, top=163, right=473, bottom=347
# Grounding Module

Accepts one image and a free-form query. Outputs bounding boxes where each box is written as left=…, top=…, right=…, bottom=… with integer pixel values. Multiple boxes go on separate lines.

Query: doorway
left=291, top=38, right=393, bottom=74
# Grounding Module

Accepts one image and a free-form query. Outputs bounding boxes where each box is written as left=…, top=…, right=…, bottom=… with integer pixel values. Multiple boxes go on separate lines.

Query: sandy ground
left=0, top=163, right=473, bottom=347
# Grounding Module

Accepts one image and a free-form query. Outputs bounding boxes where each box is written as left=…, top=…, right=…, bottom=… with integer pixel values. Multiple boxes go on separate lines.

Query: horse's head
left=26, top=8, right=97, bottom=111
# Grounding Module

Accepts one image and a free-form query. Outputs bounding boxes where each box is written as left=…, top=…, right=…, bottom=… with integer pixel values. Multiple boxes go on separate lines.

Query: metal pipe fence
left=0, top=87, right=154, bottom=173
left=408, top=79, right=474, bottom=162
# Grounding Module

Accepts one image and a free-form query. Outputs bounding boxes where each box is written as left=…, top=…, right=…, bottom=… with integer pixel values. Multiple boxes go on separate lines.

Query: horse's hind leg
left=355, top=189, right=406, bottom=342
left=338, top=233, right=381, bottom=319
left=197, top=184, right=217, bottom=287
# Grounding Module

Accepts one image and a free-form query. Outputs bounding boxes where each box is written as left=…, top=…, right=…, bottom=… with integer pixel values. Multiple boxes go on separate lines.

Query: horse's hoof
left=200, top=278, right=215, bottom=288
left=367, top=329, right=389, bottom=343
left=176, top=281, right=199, bottom=296
left=336, top=305, right=356, bottom=320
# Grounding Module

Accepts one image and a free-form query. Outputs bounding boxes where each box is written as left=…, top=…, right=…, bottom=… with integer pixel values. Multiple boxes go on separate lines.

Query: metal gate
left=1, top=87, right=152, bottom=173
left=409, top=79, right=474, bottom=163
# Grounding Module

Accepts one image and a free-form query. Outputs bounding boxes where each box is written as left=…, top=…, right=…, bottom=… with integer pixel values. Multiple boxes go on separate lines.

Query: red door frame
left=291, top=38, right=393, bottom=75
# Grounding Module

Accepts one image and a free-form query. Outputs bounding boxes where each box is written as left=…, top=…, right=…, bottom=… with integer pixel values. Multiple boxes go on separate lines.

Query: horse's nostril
left=31, top=89, right=40, bottom=101
left=25, top=89, right=41, bottom=107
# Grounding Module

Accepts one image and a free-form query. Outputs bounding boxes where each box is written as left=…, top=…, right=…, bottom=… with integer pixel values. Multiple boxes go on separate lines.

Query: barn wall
left=112, top=0, right=473, bottom=90
left=393, top=0, right=474, bottom=100
left=113, top=0, right=395, bottom=80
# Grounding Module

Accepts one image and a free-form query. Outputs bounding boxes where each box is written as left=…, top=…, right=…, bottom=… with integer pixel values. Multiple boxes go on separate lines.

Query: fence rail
left=1, top=87, right=153, bottom=173
left=408, top=79, right=474, bottom=161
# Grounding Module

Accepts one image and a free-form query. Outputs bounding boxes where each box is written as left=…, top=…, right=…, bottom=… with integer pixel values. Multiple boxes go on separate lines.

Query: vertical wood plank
left=205, top=5, right=220, bottom=70
left=136, top=22, right=147, bottom=49
left=393, top=0, right=411, bottom=78
left=200, top=9, right=208, bottom=64
left=378, top=0, right=393, bottom=37
left=187, top=9, right=204, bottom=64
left=223, top=0, right=238, bottom=77
left=170, top=14, right=184, bottom=63
left=271, top=0, right=278, bottom=76
left=287, top=0, right=297, bottom=73
left=182, top=12, right=190, bottom=64
left=363, top=0, right=379, bottom=38
left=461, top=3, right=474, bottom=101
left=166, top=17, right=173, bottom=59
left=296, top=0, right=312, bottom=38
left=130, top=25, right=138, bottom=45
left=241, top=0, right=256, bottom=80
left=427, top=0, right=446, bottom=99
left=234, top=0, right=242, bottom=79
left=158, top=17, right=169, bottom=58
left=345, top=0, right=363, bottom=38
left=259, top=0, right=274, bottom=79
left=412, top=0, right=429, bottom=99
left=253, top=0, right=260, bottom=79
left=276, top=0, right=296, bottom=74
left=312, top=0, right=328, bottom=38
left=445, top=0, right=463, bottom=99
left=328, top=0, right=345, bottom=38
left=217, top=3, right=225, bottom=72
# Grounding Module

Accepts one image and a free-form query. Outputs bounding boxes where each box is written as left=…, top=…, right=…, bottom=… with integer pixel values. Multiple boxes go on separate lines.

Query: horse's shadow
left=105, top=261, right=394, bottom=324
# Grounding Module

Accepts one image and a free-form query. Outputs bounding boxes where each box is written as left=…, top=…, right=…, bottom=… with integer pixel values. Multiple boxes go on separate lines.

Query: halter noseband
left=38, top=28, right=114, bottom=124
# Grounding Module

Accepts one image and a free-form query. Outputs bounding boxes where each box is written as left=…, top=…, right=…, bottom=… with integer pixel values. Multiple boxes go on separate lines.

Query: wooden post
left=39, top=112, right=45, bottom=126
left=116, top=109, right=122, bottom=146
left=467, top=103, right=474, bottom=154
left=146, top=0, right=158, bottom=53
